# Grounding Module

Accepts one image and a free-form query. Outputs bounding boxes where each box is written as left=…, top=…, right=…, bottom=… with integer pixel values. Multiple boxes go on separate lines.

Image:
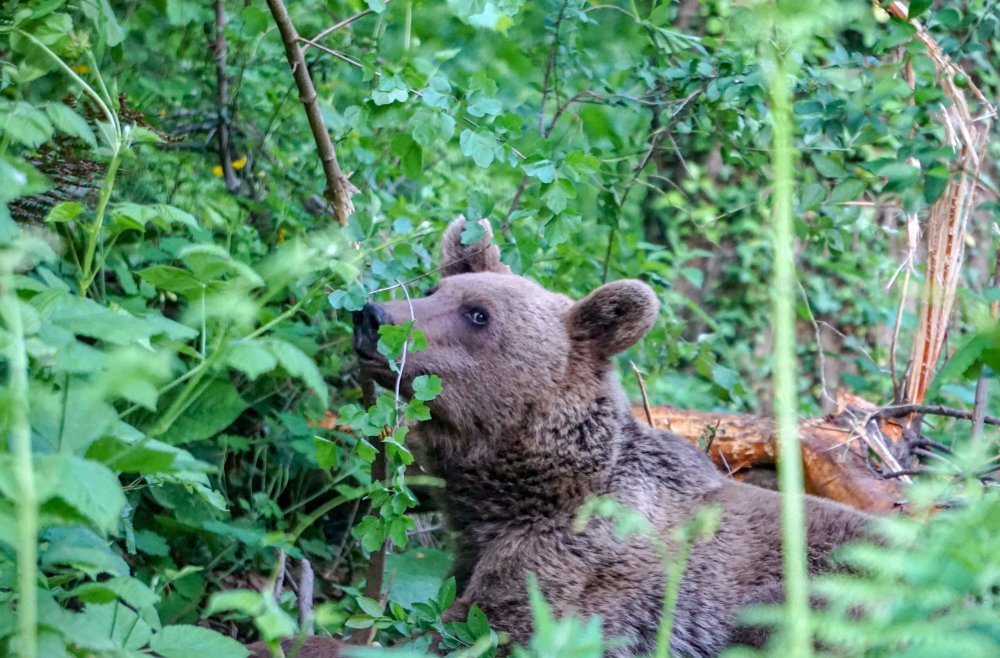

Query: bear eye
left=463, top=307, right=489, bottom=327
left=424, top=286, right=438, bottom=297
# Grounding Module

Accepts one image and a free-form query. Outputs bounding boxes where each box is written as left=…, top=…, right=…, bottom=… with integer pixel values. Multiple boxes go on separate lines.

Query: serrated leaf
left=0, top=102, right=54, bottom=148
left=159, top=378, right=248, bottom=444
left=42, top=456, right=127, bottom=534
left=226, top=340, right=279, bottom=380
left=45, top=102, right=97, bottom=147
left=268, top=338, right=328, bottom=399
left=150, top=626, right=249, bottom=658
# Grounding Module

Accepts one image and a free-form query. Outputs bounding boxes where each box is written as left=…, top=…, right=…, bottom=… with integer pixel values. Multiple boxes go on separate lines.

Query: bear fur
left=351, top=218, right=873, bottom=657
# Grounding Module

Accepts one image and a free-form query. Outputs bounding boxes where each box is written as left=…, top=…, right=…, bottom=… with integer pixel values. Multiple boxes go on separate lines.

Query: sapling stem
left=764, top=41, right=811, bottom=657
left=1, top=269, right=38, bottom=658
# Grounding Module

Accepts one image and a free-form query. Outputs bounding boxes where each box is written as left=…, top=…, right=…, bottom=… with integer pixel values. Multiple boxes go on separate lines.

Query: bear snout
left=352, top=302, right=390, bottom=360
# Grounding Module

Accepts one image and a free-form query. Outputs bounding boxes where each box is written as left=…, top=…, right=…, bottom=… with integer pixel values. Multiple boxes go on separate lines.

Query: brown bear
left=350, top=218, right=873, bottom=657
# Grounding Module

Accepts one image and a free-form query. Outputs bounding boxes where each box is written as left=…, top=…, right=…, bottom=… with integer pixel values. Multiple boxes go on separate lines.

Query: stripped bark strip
left=880, top=2, right=996, bottom=410
left=265, top=0, right=358, bottom=225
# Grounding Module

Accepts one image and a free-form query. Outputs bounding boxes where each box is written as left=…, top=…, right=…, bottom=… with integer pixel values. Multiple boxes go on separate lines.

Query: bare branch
left=212, top=0, right=240, bottom=193
left=872, top=403, right=1000, bottom=428
left=303, top=1, right=393, bottom=51
left=265, top=0, right=357, bottom=225
left=972, top=243, right=1000, bottom=441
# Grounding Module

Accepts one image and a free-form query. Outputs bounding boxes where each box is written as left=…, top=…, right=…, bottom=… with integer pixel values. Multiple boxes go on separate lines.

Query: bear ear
left=567, top=280, right=659, bottom=358
left=440, top=217, right=511, bottom=277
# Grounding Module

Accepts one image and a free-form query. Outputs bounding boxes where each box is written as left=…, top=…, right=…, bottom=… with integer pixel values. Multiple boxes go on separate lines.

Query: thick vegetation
left=0, top=0, right=998, bottom=657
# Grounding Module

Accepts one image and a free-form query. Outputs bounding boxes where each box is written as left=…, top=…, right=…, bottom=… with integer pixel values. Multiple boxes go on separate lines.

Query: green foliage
left=727, top=464, right=1000, bottom=658
left=0, top=0, right=998, bottom=656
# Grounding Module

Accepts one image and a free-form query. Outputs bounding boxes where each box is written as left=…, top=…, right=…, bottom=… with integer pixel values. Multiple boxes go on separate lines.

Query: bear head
left=353, top=218, right=659, bottom=453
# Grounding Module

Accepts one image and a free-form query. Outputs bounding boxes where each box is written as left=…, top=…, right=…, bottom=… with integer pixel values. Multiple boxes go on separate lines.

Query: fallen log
left=633, top=392, right=908, bottom=513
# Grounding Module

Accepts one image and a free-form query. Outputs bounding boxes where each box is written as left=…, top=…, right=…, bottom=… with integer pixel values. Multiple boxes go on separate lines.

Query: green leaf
left=86, top=434, right=211, bottom=476
left=391, top=133, right=423, bottom=178
left=39, top=526, right=130, bottom=576
left=385, top=548, right=452, bottom=609
left=45, top=201, right=84, bottom=223
left=927, top=332, right=997, bottom=397
left=466, top=90, right=502, bottom=117
left=467, top=604, right=490, bottom=638
left=543, top=181, right=569, bottom=215
left=34, top=289, right=185, bottom=345
left=523, top=159, right=556, bottom=184
left=908, top=0, right=933, bottom=19
left=136, top=265, right=206, bottom=297
left=366, top=0, right=387, bottom=12
left=799, top=182, right=826, bottom=210
left=45, top=102, right=97, bottom=147
left=0, top=102, right=54, bottom=148
left=411, top=109, right=456, bottom=147
left=80, top=0, right=125, bottom=47
left=372, top=75, right=409, bottom=105
left=40, top=456, right=127, bottom=534
left=226, top=340, right=279, bottom=380
left=267, top=338, right=328, bottom=399
left=411, top=374, right=442, bottom=401
left=240, top=5, right=270, bottom=33
left=357, top=595, right=384, bottom=618
left=459, top=129, right=498, bottom=167
left=159, top=378, right=248, bottom=444
left=70, top=576, right=159, bottom=610
left=829, top=178, right=866, bottom=204
left=149, top=625, right=249, bottom=658
left=0, top=156, right=50, bottom=207
left=812, top=153, right=847, bottom=179
left=314, top=437, right=339, bottom=470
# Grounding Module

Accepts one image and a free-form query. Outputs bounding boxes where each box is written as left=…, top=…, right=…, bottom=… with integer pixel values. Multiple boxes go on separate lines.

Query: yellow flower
left=232, top=155, right=247, bottom=170
left=212, top=165, right=223, bottom=177
left=72, top=64, right=89, bottom=74
left=276, top=227, right=286, bottom=245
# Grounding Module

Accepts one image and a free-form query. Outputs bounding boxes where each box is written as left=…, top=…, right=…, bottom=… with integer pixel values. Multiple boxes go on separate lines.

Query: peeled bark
left=633, top=392, right=906, bottom=513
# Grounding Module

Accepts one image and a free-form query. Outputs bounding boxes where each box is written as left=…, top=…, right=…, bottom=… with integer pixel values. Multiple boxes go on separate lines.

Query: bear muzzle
left=352, top=302, right=391, bottom=363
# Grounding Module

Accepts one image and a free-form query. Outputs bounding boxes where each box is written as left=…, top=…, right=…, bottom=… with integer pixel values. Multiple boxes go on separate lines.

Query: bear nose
left=352, top=302, right=389, bottom=357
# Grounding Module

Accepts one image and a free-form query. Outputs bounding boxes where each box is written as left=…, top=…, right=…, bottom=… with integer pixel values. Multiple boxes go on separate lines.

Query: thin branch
left=303, top=2, right=393, bottom=51
left=299, top=558, right=315, bottom=635
left=367, top=244, right=494, bottom=295
left=873, top=403, right=1000, bottom=428
left=212, top=0, right=240, bottom=193
left=265, top=0, right=357, bottom=224
left=972, top=242, right=1000, bottom=441
left=631, top=361, right=653, bottom=426
left=273, top=548, right=287, bottom=600
left=538, top=0, right=569, bottom=134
